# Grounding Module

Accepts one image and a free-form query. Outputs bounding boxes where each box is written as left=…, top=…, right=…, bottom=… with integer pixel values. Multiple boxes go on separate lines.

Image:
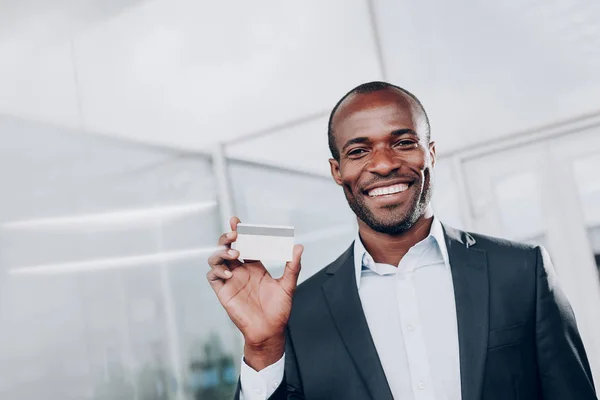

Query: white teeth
left=368, top=183, right=410, bottom=197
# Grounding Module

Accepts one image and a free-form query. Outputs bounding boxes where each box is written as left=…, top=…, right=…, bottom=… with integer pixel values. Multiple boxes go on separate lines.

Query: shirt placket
left=395, top=248, right=437, bottom=400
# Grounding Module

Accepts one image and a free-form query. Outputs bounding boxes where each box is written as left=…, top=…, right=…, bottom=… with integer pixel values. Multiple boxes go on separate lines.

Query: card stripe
left=237, top=225, right=294, bottom=237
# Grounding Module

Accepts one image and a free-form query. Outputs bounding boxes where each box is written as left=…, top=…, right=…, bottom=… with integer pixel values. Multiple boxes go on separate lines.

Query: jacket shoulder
left=469, top=231, right=539, bottom=252
left=443, top=224, right=543, bottom=265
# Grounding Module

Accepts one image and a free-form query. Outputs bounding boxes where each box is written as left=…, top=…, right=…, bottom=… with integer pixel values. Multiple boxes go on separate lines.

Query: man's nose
left=367, top=149, right=400, bottom=176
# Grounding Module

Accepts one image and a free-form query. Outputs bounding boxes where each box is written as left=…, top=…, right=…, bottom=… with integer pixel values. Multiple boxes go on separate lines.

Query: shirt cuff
left=239, top=353, right=285, bottom=400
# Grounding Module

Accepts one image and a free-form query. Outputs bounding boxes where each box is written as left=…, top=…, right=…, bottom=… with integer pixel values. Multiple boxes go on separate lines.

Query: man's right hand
left=207, top=216, right=303, bottom=371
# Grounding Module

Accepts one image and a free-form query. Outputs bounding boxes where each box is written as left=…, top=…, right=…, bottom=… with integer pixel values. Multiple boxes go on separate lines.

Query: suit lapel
left=321, top=245, right=394, bottom=400
left=443, top=225, right=489, bottom=400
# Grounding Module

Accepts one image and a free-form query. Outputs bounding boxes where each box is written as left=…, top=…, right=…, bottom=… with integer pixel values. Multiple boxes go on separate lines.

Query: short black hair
left=327, top=81, right=430, bottom=160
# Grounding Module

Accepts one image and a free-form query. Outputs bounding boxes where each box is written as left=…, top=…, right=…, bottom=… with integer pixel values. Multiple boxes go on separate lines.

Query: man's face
left=329, top=89, right=436, bottom=234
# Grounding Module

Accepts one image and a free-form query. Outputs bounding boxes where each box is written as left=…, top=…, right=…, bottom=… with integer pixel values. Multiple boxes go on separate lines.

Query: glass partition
left=0, top=121, right=231, bottom=400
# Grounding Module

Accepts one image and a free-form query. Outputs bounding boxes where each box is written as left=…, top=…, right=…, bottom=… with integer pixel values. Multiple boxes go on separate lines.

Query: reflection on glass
left=188, top=334, right=237, bottom=400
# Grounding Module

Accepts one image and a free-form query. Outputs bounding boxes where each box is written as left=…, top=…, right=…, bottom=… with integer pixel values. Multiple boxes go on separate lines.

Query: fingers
left=206, top=248, right=240, bottom=291
left=279, top=244, right=304, bottom=294
left=216, top=216, right=241, bottom=248
left=206, top=264, right=233, bottom=291
left=207, top=248, right=241, bottom=269
left=207, top=264, right=233, bottom=282
left=230, top=216, right=241, bottom=232
left=207, top=217, right=242, bottom=292
left=217, top=230, right=238, bottom=247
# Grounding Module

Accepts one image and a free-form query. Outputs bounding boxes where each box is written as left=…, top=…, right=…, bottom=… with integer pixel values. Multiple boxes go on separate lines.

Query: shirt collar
left=353, top=216, right=450, bottom=289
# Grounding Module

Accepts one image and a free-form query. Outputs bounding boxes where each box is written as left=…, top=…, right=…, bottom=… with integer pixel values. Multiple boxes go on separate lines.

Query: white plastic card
left=232, top=223, right=295, bottom=262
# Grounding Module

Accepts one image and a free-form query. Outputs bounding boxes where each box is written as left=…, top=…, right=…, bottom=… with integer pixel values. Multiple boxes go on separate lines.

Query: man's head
left=328, top=81, right=436, bottom=235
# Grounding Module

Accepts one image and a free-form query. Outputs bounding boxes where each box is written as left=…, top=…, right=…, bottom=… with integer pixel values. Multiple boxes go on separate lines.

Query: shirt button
left=272, top=381, right=279, bottom=389
left=418, top=381, right=426, bottom=390
left=407, top=324, right=415, bottom=331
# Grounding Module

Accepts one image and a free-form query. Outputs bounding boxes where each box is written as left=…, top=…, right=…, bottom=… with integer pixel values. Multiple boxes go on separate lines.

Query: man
left=207, top=81, right=597, bottom=400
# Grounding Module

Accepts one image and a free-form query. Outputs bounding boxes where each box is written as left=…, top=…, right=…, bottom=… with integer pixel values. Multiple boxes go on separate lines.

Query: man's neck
left=358, top=207, right=434, bottom=267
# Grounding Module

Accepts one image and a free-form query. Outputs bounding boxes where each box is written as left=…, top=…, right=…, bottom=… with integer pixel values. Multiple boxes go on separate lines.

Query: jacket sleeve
left=234, top=327, right=305, bottom=400
left=268, top=326, right=304, bottom=400
left=534, top=246, right=597, bottom=399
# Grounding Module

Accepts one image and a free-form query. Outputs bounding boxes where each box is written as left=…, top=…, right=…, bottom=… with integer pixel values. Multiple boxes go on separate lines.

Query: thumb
left=279, top=244, right=304, bottom=294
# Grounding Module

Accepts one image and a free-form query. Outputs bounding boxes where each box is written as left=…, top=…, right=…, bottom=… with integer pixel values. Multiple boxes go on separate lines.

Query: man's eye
left=348, top=148, right=367, bottom=156
left=395, top=140, right=418, bottom=148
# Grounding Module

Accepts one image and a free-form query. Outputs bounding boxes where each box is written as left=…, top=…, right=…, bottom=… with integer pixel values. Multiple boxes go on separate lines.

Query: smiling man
left=207, top=81, right=597, bottom=400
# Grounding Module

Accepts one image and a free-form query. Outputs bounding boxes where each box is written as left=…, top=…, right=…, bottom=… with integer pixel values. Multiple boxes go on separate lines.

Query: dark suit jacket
left=235, top=225, right=597, bottom=400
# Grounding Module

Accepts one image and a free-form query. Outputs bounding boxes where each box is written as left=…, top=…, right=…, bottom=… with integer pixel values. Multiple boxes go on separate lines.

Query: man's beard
left=343, top=170, right=433, bottom=235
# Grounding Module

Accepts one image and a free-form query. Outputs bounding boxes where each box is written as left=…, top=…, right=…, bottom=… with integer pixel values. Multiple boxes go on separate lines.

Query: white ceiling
left=0, top=0, right=145, bottom=45
left=1, top=0, right=599, bottom=175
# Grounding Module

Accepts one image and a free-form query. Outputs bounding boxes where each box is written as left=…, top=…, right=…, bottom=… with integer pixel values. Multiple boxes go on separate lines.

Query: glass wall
left=0, top=120, right=233, bottom=400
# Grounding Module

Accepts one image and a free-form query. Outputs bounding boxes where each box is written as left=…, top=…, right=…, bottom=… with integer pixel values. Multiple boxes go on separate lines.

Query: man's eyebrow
left=341, top=137, right=370, bottom=152
left=390, top=129, right=418, bottom=137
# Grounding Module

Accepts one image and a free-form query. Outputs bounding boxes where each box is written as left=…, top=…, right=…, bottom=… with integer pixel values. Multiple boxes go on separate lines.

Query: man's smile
left=367, top=182, right=410, bottom=197
left=360, top=181, right=417, bottom=207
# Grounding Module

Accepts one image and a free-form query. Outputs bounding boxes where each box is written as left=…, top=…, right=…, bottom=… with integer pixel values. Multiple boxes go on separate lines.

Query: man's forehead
left=333, top=89, right=418, bottom=131
left=332, top=89, right=417, bottom=129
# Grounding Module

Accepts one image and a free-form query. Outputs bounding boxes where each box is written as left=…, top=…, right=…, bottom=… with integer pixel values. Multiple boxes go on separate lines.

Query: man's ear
left=429, top=141, right=437, bottom=169
left=329, top=158, right=343, bottom=186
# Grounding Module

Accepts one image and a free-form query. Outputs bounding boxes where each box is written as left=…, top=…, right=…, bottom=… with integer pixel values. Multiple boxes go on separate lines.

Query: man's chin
left=361, top=212, right=413, bottom=234
left=362, top=199, right=428, bottom=233
left=367, top=201, right=411, bottom=219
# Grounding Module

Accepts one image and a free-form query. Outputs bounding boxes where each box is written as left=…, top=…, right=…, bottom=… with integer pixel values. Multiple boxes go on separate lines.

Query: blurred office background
left=1, top=0, right=600, bottom=399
